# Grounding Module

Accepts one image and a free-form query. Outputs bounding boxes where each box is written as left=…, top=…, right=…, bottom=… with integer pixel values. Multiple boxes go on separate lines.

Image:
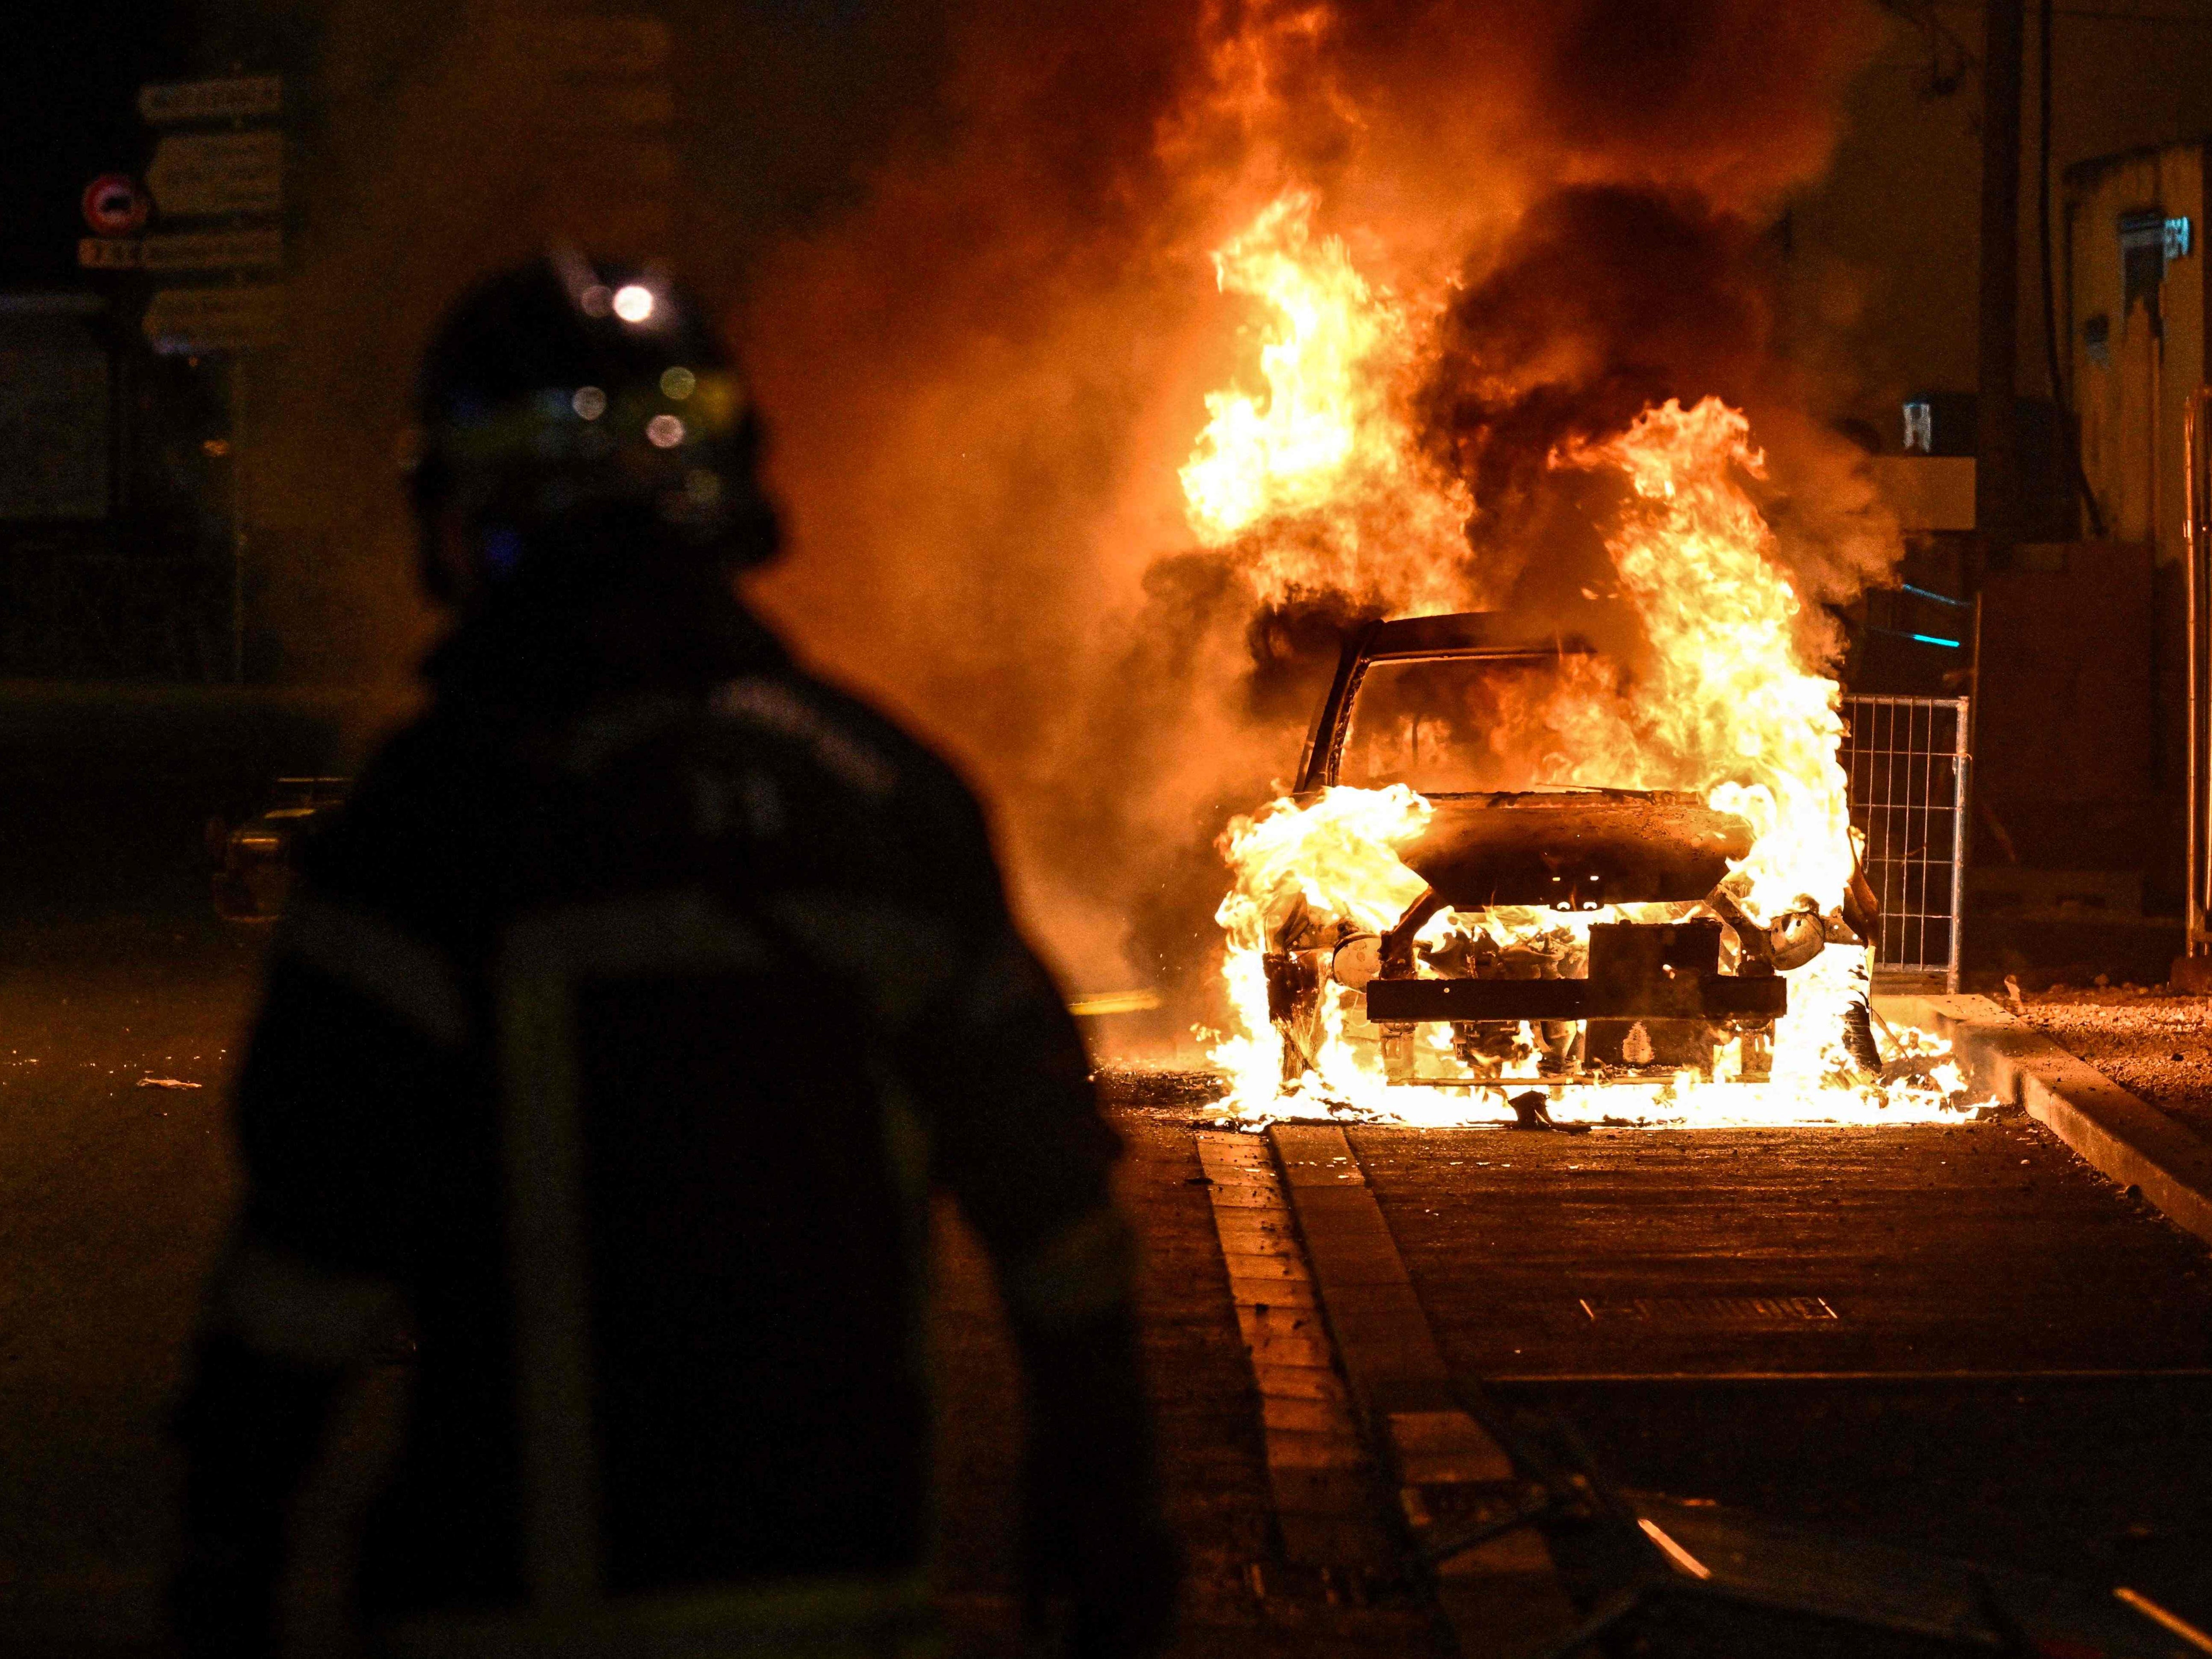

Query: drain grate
left=1579, top=1295, right=1838, bottom=1324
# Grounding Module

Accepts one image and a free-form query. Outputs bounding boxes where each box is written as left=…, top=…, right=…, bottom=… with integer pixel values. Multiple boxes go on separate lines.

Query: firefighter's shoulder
left=709, top=668, right=998, bottom=864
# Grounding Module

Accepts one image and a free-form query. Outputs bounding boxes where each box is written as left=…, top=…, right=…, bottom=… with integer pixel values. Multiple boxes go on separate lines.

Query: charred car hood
left=1397, top=789, right=1751, bottom=908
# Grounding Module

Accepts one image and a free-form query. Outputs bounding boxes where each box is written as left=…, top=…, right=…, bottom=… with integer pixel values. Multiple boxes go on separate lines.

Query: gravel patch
left=2009, top=984, right=2212, bottom=1147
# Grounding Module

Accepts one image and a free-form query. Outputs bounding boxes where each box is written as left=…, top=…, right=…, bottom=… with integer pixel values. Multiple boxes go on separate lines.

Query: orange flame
left=1180, top=192, right=1472, bottom=615
left=1187, top=199, right=1976, bottom=1128
left=1556, top=399, right=1855, bottom=916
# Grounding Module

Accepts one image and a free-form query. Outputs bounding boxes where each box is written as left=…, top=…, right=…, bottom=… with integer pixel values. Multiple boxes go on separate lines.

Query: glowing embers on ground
left=1198, top=785, right=1978, bottom=1130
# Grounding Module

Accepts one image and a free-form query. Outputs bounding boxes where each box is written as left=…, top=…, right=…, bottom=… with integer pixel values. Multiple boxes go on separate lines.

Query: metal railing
left=1839, top=694, right=1971, bottom=991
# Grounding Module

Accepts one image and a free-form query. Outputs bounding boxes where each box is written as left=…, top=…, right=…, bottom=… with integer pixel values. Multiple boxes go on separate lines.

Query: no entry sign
left=81, top=175, right=149, bottom=237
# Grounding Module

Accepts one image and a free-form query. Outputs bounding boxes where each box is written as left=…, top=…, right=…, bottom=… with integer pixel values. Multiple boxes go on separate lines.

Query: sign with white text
left=142, top=285, right=286, bottom=354
left=83, top=229, right=285, bottom=271
left=147, top=131, right=283, bottom=217
left=137, top=76, right=283, bottom=125
left=79, top=237, right=143, bottom=269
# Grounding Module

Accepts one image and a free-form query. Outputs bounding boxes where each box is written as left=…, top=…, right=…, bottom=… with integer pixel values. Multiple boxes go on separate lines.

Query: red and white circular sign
left=82, top=175, right=148, bottom=237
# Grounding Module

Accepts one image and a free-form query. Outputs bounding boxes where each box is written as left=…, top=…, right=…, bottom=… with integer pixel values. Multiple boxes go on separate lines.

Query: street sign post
left=81, top=175, right=149, bottom=236
left=141, top=286, right=286, bottom=354
left=146, top=131, right=283, bottom=217
left=127, top=73, right=288, bottom=686
left=137, top=76, right=282, bottom=125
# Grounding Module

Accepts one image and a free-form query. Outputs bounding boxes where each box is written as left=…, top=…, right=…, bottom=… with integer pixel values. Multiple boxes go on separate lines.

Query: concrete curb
left=1192, top=1130, right=1394, bottom=1571
left=1264, top=1124, right=1579, bottom=1653
left=1879, top=992, right=2212, bottom=1249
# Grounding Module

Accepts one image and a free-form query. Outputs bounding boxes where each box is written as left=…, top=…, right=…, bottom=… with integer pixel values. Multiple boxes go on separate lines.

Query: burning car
left=1255, top=611, right=1878, bottom=1097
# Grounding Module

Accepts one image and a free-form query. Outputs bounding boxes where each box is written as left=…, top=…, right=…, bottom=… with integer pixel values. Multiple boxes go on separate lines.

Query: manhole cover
left=1579, top=1295, right=1838, bottom=1324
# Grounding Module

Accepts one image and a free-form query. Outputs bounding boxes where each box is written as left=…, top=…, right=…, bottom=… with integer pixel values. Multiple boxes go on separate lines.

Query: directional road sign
left=81, top=175, right=149, bottom=236
left=137, top=76, right=282, bottom=125
left=147, top=131, right=283, bottom=217
left=142, top=285, right=286, bottom=354
left=80, top=229, right=285, bottom=272
left=143, top=228, right=284, bottom=270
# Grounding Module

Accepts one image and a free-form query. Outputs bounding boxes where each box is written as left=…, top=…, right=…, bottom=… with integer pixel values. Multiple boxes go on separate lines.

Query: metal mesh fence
left=1839, top=695, right=1970, bottom=990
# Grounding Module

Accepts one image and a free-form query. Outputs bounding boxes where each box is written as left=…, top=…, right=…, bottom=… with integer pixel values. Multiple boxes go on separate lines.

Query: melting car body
left=1266, top=612, right=1876, bottom=1088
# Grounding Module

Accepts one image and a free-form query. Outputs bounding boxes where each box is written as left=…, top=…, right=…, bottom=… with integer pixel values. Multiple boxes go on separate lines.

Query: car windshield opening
left=1338, top=651, right=1615, bottom=794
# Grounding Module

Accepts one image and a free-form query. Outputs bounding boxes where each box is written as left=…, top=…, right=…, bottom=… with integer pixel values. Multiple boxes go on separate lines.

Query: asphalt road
left=1348, top=1119, right=2212, bottom=1634
left=7, top=923, right=2211, bottom=1655
left=0, top=925, right=1438, bottom=1659
left=0, top=923, right=252, bottom=1655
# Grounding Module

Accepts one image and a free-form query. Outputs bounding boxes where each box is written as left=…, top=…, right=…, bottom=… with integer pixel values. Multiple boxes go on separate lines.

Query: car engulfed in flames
left=1255, top=612, right=1879, bottom=1103
left=1170, top=191, right=1974, bottom=1127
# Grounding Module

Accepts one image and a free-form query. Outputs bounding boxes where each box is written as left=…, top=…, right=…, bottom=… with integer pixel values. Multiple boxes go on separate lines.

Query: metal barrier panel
left=1840, top=695, right=1970, bottom=992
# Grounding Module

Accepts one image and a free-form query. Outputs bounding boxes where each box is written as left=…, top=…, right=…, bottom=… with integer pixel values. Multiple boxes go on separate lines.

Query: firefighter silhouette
left=170, top=256, right=1180, bottom=1658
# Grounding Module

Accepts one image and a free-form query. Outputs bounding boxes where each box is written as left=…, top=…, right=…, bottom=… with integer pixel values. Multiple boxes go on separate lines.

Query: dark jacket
left=172, top=572, right=1159, bottom=1655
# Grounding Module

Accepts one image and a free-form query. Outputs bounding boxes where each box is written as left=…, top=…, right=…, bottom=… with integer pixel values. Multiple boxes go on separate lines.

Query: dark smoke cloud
left=1531, top=2, right=1882, bottom=202
left=1412, top=174, right=1900, bottom=669
left=740, top=3, right=1895, bottom=1005
left=1417, top=185, right=1772, bottom=588
left=239, top=0, right=1896, bottom=1025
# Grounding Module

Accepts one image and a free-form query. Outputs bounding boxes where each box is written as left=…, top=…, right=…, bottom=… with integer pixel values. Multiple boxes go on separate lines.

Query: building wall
left=2066, top=144, right=2209, bottom=557
left=0, top=307, right=110, bottom=523
left=1786, top=6, right=2212, bottom=459
left=1786, top=12, right=2212, bottom=931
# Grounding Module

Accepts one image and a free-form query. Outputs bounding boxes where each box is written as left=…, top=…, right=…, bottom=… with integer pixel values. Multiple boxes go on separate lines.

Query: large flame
left=1179, top=191, right=1473, bottom=616
left=1189, top=194, right=1974, bottom=1128
left=1558, top=400, right=1855, bottom=917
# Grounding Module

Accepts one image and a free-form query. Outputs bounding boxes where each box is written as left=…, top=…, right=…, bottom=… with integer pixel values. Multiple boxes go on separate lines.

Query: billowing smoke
left=741, top=1, right=1895, bottom=1020
left=246, top=0, right=1900, bottom=1035
left=1420, top=186, right=1772, bottom=569
left=1414, top=181, right=1899, bottom=663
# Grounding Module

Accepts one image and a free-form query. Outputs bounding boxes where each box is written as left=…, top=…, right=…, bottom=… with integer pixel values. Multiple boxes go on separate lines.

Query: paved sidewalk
left=2005, top=985, right=2212, bottom=1147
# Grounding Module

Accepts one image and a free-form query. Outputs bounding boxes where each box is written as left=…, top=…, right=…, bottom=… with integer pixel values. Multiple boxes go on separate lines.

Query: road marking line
left=1637, top=1518, right=1713, bottom=1581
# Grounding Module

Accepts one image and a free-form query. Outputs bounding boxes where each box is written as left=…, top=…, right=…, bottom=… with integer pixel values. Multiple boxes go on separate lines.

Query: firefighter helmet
left=407, top=253, right=778, bottom=599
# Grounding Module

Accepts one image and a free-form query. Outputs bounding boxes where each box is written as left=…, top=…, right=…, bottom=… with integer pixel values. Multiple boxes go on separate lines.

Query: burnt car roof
left=1350, top=610, right=1597, bottom=659
left=1289, top=607, right=1755, bottom=907
left=1296, top=607, right=1621, bottom=793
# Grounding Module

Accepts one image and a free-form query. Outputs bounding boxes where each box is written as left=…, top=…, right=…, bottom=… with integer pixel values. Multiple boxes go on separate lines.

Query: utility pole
left=1976, top=0, right=2027, bottom=562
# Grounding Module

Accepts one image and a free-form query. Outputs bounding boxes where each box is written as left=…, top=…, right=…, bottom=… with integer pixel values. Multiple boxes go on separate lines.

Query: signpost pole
left=96, top=74, right=286, bottom=684
left=231, top=358, right=246, bottom=682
